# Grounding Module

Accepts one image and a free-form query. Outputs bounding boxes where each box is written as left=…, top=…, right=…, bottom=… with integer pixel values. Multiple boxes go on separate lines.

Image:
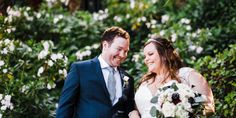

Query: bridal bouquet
left=150, top=81, right=206, bottom=118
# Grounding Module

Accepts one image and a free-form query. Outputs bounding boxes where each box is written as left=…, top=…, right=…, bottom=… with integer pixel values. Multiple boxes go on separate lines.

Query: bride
left=129, top=36, right=215, bottom=118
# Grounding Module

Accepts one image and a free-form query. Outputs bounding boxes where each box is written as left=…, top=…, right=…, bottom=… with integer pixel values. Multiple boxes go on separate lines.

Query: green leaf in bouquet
left=150, top=96, right=158, bottom=103
left=171, top=82, right=178, bottom=91
left=194, top=96, right=206, bottom=103
left=150, top=106, right=157, bottom=117
left=150, top=106, right=165, bottom=118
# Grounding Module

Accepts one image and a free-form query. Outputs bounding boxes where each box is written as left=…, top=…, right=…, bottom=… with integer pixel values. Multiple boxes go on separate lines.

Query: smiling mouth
left=114, top=57, right=122, bottom=61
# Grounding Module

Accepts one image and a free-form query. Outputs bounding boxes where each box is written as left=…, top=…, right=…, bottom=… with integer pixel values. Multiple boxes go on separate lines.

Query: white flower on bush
left=6, top=7, right=21, bottom=17
left=0, top=94, right=3, bottom=100
left=20, top=43, right=32, bottom=52
left=130, top=0, right=135, bottom=9
left=132, top=54, right=140, bottom=62
left=21, top=85, right=29, bottom=93
left=126, top=14, right=130, bottom=19
left=192, top=32, right=197, bottom=38
left=189, top=45, right=196, bottom=51
left=59, top=69, right=67, bottom=77
left=171, top=33, right=177, bottom=42
left=51, top=53, right=63, bottom=61
left=196, top=46, right=203, bottom=54
left=197, top=29, right=202, bottom=34
left=57, top=53, right=63, bottom=59
left=1, top=106, right=7, bottom=111
left=3, top=69, right=8, bottom=73
left=47, top=60, right=54, bottom=67
left=43, top=41, right=50, bottom=50
left=76, top=50, right=92, bottom=60
left=141, top=16, right=147, bottom=22
left=1, top=48, right=8, bottom=54
left=9, top=42, right=15, bottom=51
left=37, top=66, right=44, bottom=77
left=38, top=50, right=49, bottom=59
left=4, top=95, right=11, bottom=101
left=146, top=22, right=151, bottom=28
left=191, top=56, right=196, bottom=60
left=114, top=16, right=122, bottom=22
left=4, top=39, right=10, bottom=45
left=186, top=25, right=192, bottom=31
left=161, top=14, right=169, bottom=23
left=159, top=30, right=165, bottom=36
left=92, top=43, right=99, bottom=49
left=55, top=103, right=58, bottom=108
left=63, top=56, right=68, bottom=66
left=51, top=53, right=57, bottom=61
left=36, top=13, right=42, bottom=19
left=0, top=60, right=4, bottom=67
left=180, top=18, right=191, bottom=24
left=47, top=83, right=56, bottom=90
left=0, top=94, right=14, bottom=111
left=151, top=25, right=156, bottom=29
left=26, top=16, right=34, bottom=21
left=151, top=19, right=157, bottom=25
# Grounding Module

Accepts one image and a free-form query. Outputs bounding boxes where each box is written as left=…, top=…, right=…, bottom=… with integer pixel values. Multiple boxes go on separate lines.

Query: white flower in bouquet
left=150, top=81, right=206, bottom=118
left=162, top=101, right=175, bottom=117
left=175, top=104, right=190, bottom=118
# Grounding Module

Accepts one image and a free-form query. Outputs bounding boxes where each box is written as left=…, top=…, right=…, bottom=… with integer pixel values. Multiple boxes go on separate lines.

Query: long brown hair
left=140, top=35, right=183, bottom=84
left=100, top=26, right=130, bottom=49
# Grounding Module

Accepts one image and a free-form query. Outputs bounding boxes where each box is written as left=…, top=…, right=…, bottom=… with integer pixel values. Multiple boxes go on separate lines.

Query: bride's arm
left=128, top=110, right=140, bottom=118
left=187, top=70, right=215, bottom=114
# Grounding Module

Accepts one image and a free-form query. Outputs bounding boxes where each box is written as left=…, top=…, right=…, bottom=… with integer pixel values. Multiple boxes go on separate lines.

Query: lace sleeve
left=179, top=67, right=215, bottom=114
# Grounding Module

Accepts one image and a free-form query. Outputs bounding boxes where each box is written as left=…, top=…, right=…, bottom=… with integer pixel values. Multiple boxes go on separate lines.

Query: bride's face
left=143, top=43, right=162, bottom=73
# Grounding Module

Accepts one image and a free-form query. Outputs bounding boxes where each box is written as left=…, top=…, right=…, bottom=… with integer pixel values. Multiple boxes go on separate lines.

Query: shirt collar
left=98, top=55, right=118, bottom=71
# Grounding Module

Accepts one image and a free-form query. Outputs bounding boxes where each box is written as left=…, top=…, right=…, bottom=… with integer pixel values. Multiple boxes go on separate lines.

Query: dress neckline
left=143, top=80, right=179, bottom=97
left=143, top=84, right=159, bottom=97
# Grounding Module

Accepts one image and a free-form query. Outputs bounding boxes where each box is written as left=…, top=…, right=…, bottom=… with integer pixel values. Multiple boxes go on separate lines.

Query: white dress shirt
left=98, top=55, right=122, bottom=105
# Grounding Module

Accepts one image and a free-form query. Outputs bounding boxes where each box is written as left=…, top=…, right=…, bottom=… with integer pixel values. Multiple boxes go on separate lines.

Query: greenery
left=0, top=0, right=235, bottom=117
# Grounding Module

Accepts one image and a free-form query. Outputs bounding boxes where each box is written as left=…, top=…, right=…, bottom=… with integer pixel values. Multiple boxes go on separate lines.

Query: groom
left=56, top=26, right=135, bottom=118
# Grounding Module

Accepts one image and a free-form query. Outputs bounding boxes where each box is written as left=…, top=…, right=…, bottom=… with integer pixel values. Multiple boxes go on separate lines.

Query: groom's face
left=102, top=36, right=129, bottom=67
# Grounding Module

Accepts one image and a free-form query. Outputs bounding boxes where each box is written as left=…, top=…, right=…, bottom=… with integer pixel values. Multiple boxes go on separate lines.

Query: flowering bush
left=150, top=81, right=206, bottom=118
left=0, top=39, right=68, bottom=117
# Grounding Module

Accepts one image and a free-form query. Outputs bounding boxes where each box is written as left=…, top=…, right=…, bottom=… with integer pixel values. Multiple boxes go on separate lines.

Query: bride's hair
left=140, top=35, right=183, bottom=85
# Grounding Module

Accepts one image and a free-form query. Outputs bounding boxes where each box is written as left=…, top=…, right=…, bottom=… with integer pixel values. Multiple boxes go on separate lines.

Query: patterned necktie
left=106, top=67, right=116, bottom=104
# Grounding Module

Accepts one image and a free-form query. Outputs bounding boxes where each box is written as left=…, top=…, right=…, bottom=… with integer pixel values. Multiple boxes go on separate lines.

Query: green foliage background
left=0, top=0, right=235, bottom=117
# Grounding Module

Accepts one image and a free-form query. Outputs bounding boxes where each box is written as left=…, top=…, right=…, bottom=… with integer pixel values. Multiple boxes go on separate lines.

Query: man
left=56, top=26, right=135, bottom=118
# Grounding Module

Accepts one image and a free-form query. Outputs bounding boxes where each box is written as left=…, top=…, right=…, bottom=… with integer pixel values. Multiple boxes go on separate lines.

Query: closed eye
left=148, top=52, right=153, bottom=56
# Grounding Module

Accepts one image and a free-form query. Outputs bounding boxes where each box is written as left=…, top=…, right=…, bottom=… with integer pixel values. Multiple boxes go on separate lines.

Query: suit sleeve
left=56, top=62, right=80, bottom=118
left=126, top=75, right=135, bottom=113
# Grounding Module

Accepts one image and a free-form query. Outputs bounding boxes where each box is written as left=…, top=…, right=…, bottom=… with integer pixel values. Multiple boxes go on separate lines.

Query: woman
left=129, top=36, right=215, bottom=118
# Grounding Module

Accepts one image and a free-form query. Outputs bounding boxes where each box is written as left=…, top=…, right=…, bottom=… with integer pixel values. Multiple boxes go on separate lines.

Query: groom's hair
left=100, top=26, right=130, bottom=49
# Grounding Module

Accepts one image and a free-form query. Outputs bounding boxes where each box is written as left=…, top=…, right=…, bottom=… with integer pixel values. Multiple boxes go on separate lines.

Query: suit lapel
left=91, top=57, right=110, bottom=100
left=118, top=67, right=124, bottom=89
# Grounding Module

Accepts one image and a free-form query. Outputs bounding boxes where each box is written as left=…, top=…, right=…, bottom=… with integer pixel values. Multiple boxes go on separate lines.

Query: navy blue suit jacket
left=56, top=57, right=135, bottom=118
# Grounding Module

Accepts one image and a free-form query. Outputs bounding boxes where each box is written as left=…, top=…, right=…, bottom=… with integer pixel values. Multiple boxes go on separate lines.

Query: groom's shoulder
left=70, top=57, right=96, bottom=67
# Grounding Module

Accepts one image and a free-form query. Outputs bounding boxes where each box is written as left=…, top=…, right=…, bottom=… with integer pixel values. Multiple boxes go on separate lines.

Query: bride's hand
left=128, top=110, right=140, bottom=118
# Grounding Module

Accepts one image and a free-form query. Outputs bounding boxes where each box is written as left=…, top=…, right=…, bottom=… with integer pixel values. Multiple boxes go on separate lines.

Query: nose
left=144, top=56, right=149, bottom=64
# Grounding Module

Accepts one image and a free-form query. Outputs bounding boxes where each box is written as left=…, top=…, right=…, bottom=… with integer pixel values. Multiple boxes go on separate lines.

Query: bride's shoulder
left=179, top=67, right=195, bottom=74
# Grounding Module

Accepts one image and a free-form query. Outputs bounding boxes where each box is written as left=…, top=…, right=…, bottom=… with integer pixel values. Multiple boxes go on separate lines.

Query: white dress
left=134, top=67, right=194, bottom=118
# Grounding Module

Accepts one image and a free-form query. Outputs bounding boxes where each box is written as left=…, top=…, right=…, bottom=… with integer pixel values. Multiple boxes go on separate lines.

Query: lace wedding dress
left=134, top=67, right=194, bottom=118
